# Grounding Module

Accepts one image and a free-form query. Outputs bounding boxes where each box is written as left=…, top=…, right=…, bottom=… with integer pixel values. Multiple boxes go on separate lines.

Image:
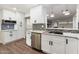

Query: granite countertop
left=46, top=28, right=79, bottom=33
left=30, top=30, right=45, bottom=33
left=1, top=30, right=17, bottom=32
left=43, top=32, right=79, bottom=39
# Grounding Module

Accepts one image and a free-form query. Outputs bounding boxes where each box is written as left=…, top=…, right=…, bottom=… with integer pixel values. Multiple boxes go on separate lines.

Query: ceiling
left=0, top=4, right=38, bottom=13
left=0, top=4, right=77, bottom=20
left=43, top=4, right=77, bottom=20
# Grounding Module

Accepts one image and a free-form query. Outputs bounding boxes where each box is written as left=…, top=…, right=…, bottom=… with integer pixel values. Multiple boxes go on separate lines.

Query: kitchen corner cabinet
left=41, top=34, right=78, bottom=54
left=66, top=37, right=78, bottom=54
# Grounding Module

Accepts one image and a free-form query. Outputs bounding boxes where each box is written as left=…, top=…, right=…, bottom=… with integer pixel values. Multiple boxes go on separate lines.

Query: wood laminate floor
left=0, top=39, right=43, bottom=54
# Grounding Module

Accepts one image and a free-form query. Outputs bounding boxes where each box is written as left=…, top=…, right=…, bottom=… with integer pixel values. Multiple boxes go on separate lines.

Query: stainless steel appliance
left=1, top=20, right=16, bottom=30
left=31, top=32, right=41, bottom=50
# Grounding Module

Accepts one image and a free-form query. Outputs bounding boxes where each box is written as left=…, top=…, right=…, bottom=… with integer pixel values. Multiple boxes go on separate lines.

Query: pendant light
left=62, top=5, right=70, bottom=15
left=47, top=7, right=55, bottom=18
left=50, top=13, right=55, bottom=17
left=50, top=8, right=55, bottom=17
left=63, top=9, right=70, bottom=15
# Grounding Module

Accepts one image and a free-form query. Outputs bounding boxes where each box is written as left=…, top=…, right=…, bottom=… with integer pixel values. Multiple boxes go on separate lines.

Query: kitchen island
left=41, top=29, right=79, bottom=54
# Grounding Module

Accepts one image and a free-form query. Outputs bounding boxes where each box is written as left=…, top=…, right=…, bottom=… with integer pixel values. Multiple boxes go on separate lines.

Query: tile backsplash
left=33, top=23, right=46, bottom=30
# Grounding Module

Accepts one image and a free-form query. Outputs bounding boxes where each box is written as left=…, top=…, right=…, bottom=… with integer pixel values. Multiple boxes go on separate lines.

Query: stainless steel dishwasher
left=31, top=32, right=41, bottom=50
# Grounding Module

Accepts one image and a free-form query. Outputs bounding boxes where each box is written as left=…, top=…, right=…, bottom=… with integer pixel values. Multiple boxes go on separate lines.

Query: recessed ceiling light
left=13, top=8, right=17, bottom=11
left=50, top=14, right=55, bottom=17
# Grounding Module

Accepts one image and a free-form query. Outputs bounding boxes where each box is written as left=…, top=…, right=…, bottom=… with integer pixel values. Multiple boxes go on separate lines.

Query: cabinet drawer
left=42, top=34, right=52, bottom=41
left=26, top=31, right=31, bottom=38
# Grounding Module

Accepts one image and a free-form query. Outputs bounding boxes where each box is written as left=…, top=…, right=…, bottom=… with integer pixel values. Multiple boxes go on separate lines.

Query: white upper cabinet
left=30, top=5, right=47, bottom=24
left=2, top=9, right=16, bottom=20
left=16, top=12, right=25, bottom=30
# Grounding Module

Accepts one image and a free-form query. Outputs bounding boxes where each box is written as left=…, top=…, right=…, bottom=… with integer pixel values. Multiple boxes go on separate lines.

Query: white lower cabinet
left=52, top=36, right=65, bottom=54
left=41, top=34, right=65, bottom=54
left=42, top=34, right=52, bottom=53
left=65, top=37, right=78, bottom=54
left=1, top=31, right=14, bottom=44
left=26, top=31, right=31, bottom=46
left=42, top=34, right=78, bottom=54
left=77, top=40, right=79, bottom=54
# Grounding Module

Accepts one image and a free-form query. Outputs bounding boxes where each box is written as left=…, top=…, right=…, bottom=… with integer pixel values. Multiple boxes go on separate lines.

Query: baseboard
left=26, top=43, right=32, bottom=47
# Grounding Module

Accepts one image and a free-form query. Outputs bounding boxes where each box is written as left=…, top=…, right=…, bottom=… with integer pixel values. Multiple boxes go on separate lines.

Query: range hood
left=2, top=20, right=16, bottom=24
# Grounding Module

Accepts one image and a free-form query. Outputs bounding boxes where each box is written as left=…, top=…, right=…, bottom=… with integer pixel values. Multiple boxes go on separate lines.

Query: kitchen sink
left=49, top=31, right=63, bottom=34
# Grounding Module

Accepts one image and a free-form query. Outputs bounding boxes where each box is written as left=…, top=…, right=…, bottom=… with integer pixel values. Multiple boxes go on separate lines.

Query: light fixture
left=13, top=8, right=17, bottom=11
left=50, top=14, right=55, bottom=17
left=63, top=9, right=70, bottom=15
left=49, top=8, right=55, bottom=18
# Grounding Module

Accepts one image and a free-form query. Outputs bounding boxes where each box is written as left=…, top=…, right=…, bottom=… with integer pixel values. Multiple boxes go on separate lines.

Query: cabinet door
left=3, top=10, right=16, bottom=20
left=26, top=19, right=32, bottom=30
left=41, top=34, right=51, bottom=53
left=30, top=5, right=45, bottom=24
left=26, top=31, right=31, bottom=46
left=31, top=32, right=35, bottom=47
left=42, top=39, right=51, bottom=53
left=3, top=32, right=11, bottom=44
left=3, top=31, right=13, bottom=44
left=51, top=36, right=65, bottom=54
left=77, top=40, right=79, bottom=54
left=66, top=37, right=78, bottom=54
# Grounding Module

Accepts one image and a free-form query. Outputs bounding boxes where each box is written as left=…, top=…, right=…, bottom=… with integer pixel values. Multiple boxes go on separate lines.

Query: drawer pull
left=51, top=41, right=53, bottom=46
left=10, top=34, right=13, bottom=36
left=66, top=39, right=68, bottom=44
left=49, top=41, right=51, bottom=45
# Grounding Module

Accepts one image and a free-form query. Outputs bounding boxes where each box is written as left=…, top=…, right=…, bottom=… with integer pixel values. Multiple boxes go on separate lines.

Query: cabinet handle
left=51, top=41, right=53, bottom=46
left=30, top=36, right=32, bottom=39
left=66, top=39, right=68, bottom=44
left=49, top=41, right=51, bottom=45
left=10, top=34, right=13, bottom=36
